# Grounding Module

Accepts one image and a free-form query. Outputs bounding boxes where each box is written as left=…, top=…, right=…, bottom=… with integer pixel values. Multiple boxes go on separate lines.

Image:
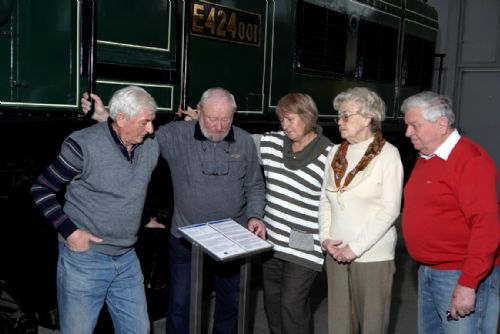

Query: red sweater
left=403, top=137, right=500, bottom=289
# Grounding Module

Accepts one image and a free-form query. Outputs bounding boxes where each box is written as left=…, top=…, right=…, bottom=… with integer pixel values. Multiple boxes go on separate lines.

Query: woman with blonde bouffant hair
left=319, top=87, right=403, bottom=334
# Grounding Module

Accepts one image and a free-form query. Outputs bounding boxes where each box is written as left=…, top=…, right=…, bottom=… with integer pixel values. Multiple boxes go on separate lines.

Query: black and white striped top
left=257, top=131, right=332, bottom=271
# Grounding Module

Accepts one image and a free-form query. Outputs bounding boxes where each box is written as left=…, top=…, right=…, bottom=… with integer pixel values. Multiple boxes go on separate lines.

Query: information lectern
left=179, top=218, right=272, bottom=334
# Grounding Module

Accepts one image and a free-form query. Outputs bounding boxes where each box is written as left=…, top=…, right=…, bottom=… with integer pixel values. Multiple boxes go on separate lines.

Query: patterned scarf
left=331, top=131, right=386, bottom=192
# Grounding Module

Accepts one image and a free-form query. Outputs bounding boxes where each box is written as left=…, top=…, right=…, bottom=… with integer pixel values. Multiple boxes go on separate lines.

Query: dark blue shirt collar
left=107, top=118, right=137, bottom=162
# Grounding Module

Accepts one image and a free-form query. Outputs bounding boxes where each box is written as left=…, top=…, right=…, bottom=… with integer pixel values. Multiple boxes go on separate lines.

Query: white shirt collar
left=420, top=129, right=460, bottom=160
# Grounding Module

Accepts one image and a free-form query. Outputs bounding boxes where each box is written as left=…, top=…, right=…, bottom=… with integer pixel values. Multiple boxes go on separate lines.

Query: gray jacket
left=156, top=121, right=265, bottom=237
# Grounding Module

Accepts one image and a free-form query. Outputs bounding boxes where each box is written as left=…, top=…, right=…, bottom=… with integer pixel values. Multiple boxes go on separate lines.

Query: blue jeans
left=166, top=236, right=240, bottom=334
left=57, top=243, right=149, bottom=334
left=418, top=264, right=500, bottom=334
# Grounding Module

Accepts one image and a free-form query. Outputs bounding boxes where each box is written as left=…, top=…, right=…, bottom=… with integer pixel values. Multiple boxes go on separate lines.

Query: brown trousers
left=325, top=256, right=395, bottom=334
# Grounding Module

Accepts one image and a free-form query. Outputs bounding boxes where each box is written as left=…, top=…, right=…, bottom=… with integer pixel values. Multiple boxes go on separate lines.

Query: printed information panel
left=179, top=218, right=272, bottom=261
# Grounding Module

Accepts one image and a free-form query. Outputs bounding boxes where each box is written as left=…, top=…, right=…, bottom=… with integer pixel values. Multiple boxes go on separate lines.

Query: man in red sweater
left=401, top=91, right=500, bottom=334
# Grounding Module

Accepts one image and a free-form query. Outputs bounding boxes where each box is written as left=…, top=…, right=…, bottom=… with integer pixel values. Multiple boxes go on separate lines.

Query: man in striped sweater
left=31, top=86, right=159, bottom=333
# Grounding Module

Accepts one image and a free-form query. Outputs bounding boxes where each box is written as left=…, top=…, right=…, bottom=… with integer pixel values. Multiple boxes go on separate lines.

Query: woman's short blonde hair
left=276, top=93, right=318, bottom=133
left=333, top=87, right=386, bottom=132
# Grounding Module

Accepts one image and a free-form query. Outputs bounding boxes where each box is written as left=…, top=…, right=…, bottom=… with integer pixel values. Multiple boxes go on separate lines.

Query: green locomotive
left=0, top=0, right=437, bottom=122
left=0, top=0, right=439, bottom=186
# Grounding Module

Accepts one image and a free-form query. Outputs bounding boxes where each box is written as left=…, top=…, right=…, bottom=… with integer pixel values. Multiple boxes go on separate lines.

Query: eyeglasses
left=334, top=113, right=359, bottom=124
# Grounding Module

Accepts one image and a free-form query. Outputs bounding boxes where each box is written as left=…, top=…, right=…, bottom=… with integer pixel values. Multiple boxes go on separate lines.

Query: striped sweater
left=31, top=121, right=159, bottom=255
left=257, top=131, right=332, bottom=271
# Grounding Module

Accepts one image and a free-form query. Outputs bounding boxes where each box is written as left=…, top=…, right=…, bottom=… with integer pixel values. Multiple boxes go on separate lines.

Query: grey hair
left=400, top=91, right=455, bottom=128
left=198, top=87, right=237, bottom=112
left=108, top=86, right=157, bottom=120
left=333, top=87, right=386, bottom=132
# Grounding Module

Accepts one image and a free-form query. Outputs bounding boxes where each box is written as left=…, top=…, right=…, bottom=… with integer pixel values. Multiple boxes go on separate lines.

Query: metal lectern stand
left=189, top=244, right=252, bottom=334
left=179, top=219, right=271, bottom=334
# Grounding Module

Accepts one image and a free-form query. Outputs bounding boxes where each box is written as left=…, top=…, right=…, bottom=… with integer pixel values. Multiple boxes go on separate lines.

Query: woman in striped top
left=254, top=93, right=332, bottom=334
